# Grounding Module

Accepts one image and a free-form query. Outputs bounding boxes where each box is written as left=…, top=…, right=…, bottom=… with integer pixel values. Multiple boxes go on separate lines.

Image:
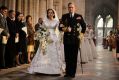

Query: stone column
left=29, top=0, right=38, bottom=25
left=47, top=0, right=53, bottom=9
left=29, top=0, right=33, bottom=15
left=7, top=0, right=11, bottom=10
left=4, top=0, right=9, bottom=8
left=11, top=0, right=16, bottom=10
left=118, top=0, right=119, bottom=25
left=59, top=0, right=62, bottom=18
left=53, top=0, right=59, bottom=17
left=5, top=0, right=16, bottom=10
left=23, top=0, right=28, bottom=17
left=62, top=0, right=68, bottom=14
left=75, top=0, right=85, bottom=18
left=8, top=0, right=12, bottom=10
left=39, top=0, right=47, bottom=19
left=17, top=0, right=22, bottom=12
left=33, top=0, right=40, bottom=25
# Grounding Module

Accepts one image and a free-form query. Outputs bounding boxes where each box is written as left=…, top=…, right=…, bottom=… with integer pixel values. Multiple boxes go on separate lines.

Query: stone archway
left=85, top=0, right=118, bottom=45
left=95, top=15, right=104, bottom=45
left=95, top=14, right=114, bottom=45
left=104, top=15, right=113, bottom=36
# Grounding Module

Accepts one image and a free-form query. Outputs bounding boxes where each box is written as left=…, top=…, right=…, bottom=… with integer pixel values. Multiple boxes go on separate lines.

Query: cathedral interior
left=0, top=0, right=119, bottom=44
left=0, top=0, right=119, bottom=80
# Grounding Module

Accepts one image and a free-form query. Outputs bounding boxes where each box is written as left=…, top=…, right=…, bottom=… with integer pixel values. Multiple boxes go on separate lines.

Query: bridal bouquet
left=34, top=26, right=50, bottom=55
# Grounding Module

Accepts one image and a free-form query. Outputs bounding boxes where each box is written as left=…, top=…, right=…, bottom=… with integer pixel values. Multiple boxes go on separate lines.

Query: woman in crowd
left=88, top=25, right=97, bottom=59
left=26, top=15, right=35, bottom=63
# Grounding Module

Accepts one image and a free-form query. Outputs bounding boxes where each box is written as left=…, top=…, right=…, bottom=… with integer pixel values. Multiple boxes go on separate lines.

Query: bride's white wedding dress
left=28, top=19, right=65, bottom=74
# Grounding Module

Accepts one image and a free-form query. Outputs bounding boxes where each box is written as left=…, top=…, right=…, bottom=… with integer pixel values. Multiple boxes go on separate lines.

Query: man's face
left=68, top=4, right=75, bottom=13
left=38, top=18, right=43, bottom=24
left=18, top=14, right=24, bottom=21
left=1, top=9, right=8, bottom=17
left=9, top=11, right=15, bottom=19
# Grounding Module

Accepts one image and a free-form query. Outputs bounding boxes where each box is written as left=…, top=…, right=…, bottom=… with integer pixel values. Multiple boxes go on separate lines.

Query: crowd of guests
left=0, top=6, right=43, bottom=69
left=103, top=26, right=119, bottom=61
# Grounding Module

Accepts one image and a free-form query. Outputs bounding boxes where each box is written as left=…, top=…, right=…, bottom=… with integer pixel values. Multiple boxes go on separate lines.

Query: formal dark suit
left=15, top=20, right=27, bottom=64
left=59, top=13, right=86, bottom=76
left=5, top=17, right=17, bottom=67
left=0, top=13, right=9, bottom=68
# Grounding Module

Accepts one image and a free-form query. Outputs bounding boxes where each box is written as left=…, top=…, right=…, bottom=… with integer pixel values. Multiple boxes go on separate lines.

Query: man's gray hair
left=68, top=2, right=75, bottom=7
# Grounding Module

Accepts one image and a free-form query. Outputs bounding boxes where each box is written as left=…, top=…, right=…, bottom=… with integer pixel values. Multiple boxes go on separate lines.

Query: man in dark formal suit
left=59, top=2, right=86, bottom=78
left=34, top=18, right=43, bottom=54
left=0, top=6, right=9, bottom=69
left=35, top=18, right=43, bottom=31
left=6, top=10, right=18, bottom=67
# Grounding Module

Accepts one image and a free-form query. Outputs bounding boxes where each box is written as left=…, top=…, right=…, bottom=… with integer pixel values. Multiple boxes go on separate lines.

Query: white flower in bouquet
left=34, top=27, right=49, bottom=41
left=40, top=37, right=47, bottom=55
left=34, top=26, right=50, bottom=55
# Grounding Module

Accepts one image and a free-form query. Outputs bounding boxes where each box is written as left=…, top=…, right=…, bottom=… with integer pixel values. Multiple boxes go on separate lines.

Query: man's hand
left=67, top=27, right=71, bottom=32
left=2, top=36, right=8, bottom=44
left=62, top=27, right=68, bottom=32
left=62, top=27, right=72, bottom=32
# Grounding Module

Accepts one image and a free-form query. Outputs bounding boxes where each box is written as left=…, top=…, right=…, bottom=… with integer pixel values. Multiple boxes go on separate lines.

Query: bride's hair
left=47, top=9, right=55, bottom=19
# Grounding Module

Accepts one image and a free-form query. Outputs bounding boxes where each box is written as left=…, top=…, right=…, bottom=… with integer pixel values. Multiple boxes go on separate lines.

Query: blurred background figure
left=0, top=6, right=9, bottom=69
left=116, top=25, right=119, bottom=61
left=34, top=18, right=43, bottom=54
left=6, top=10, right=17, bottom=67
left=15, top=12, right=27, bottom=64
left=26, top=15, right=35, bottom=63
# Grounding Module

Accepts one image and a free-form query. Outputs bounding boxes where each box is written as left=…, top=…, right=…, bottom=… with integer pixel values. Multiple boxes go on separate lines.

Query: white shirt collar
left=70, top=12, right=74, bottom=17
left=72, top=13, right=74, bottom=17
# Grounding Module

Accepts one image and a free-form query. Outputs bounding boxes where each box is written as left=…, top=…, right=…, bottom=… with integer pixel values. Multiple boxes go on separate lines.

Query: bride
left=28, top=9, right=65, bottom=75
